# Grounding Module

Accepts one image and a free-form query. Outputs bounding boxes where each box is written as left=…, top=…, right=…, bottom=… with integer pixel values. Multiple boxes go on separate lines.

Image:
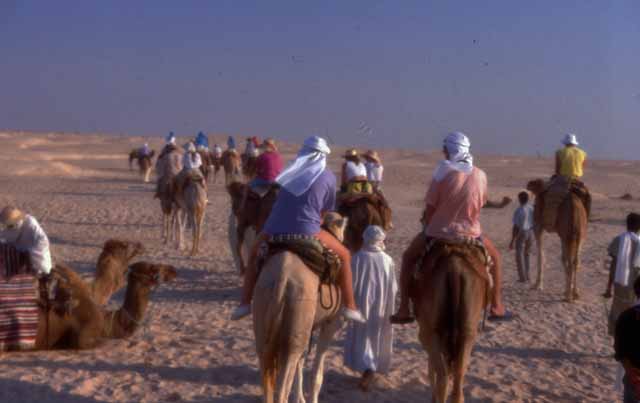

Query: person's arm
left=30, top=221, right=52, bottom=276
left=421, top=204, right=436, bottom=228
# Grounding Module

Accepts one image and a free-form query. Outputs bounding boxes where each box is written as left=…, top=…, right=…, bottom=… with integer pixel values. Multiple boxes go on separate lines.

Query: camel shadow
left=0, top=377, right=101, bottom=403
left=6, top=359, right=257, bottom=387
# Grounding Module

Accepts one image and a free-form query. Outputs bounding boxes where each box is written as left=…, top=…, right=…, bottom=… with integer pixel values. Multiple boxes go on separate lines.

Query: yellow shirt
left=556, top=146, right=586, bottom=179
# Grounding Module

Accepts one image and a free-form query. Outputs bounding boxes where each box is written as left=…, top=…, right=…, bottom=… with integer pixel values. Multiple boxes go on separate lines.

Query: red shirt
left=256, top=151, right=283, bottom=181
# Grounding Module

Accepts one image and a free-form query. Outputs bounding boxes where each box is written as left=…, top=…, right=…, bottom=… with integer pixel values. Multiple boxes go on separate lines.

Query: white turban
left=276, top=136, right=331, bottom=196
left=433, top=131, right=474, bottom=182
left=363, top=225, right=386, bottom=251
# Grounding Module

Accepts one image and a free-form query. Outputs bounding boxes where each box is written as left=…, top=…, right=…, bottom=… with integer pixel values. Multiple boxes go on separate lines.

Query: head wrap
left=227, top=136, right=236, bottom=149
left=276, top=136, right=331, bottom=196
left=433, top=131, right=474, bottom=182
left=187, top=142, right=196, bottom=153
left=562, top=133, right=579, bottom=146
left=166, top=132, right=176, bottom=145
left=362, top=225, right=386, bottom=251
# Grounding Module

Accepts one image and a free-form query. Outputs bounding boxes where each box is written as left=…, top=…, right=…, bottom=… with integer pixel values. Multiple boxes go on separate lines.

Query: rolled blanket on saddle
left=258, top=234, right=342, bottom=285
left=541, top=176, right=591, bottom=230
left=0, top=243, right=38, bottom=350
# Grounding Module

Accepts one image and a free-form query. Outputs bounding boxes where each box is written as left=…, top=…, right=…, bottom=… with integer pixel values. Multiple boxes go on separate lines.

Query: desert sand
left=0, top=131, right=637, bottom=402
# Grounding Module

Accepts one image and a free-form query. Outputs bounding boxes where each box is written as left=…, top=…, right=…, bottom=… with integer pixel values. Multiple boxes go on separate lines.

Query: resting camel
left=227, top=181, right=279, bottom=274
left=175, top=173, right=207, bottom=255
left=1, top=261, right=176, bottom=351
left=91, top=239, right=145, bottom=305
left=412, top=241, right=492, bottom=403
left=129, top=149, right=155, bottom=182
left=253, top=213, right=347, bottom=403
left=338, top=193, right=391, bottom=252
left=222, top=149, right=243, bottom=186
left=527, top=179, right=588, bottom=302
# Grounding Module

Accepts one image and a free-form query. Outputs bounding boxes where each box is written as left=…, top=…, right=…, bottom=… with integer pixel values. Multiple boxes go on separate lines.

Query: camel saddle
left=540, top=176, right=591, bottom=231
left=258, top=234, right=342, bottom=285
left=249, top=183, right=280, bottom=199
left=413, top=238, right=493, bottom=289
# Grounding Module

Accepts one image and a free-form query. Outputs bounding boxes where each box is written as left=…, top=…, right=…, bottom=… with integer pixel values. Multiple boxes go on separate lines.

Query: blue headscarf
left=195, top=131, right=209, bottom=148
left=165, top=131, right=176, bottom=145
left=227, top=136, right=236, bottom=149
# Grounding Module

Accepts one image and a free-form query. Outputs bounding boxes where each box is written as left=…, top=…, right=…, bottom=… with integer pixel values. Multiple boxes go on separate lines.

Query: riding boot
left=390, top=232, right=427, bottom=324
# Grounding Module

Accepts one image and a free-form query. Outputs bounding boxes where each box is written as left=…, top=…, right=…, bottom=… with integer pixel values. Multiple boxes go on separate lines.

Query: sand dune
left=0, top=132, right=638, bottom=402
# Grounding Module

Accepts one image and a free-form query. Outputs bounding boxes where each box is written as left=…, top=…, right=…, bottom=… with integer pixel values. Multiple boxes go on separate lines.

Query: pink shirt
left=424, top=167, right=487, bottom=240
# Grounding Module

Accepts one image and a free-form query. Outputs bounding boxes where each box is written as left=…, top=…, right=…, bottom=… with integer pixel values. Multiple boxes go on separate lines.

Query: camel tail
left=441, top=261, right=464, bottom=370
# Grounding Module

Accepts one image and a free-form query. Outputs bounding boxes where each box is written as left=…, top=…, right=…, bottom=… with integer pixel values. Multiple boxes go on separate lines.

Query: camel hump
left=257, top=251, right=321, bottom=300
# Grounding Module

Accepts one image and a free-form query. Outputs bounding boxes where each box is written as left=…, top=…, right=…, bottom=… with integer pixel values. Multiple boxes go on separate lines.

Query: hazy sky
left=0, top=1, right=638, bottom=159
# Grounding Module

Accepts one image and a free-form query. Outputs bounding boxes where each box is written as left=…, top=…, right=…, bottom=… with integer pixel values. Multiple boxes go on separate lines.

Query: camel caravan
left=0, top=207, right=176, bottom=352
left=3, top=128, right=618, bottom=402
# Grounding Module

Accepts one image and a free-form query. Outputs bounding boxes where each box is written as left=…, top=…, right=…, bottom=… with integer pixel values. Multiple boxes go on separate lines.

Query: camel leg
left=293, top=356, right=307, bottom=403
left=571, top=240, right=582, bottom=301
left=309, top=318, right=342, bottom=403
left=451, top=334, right=475, bottom=403
left=561, top=240, right=573, bottom=302
left=236, top=221, right=247, bottom=274
left=144, top=168, right=151, bottom=183
left=174, top=209, right=183, bottom=250
left=432, top=347, right=449, bottom=403
left=533, top=229, right=545, bottom=291
left=228, top=211, right=243, bottom=274
left=276, top=352, right=303, bottom=403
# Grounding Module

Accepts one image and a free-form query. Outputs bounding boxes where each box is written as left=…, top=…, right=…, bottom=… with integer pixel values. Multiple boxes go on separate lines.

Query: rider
left=390, top=132, right=512, bottom=324
left=158, top=132, right=177, bottom=160
left=239, top=138, right=284, bottom=210
left=245, top=137, right=258, bottom=158
left=555, top=133, right=586, bottom=181
left=0, top=206, right=52, bottom=278
left=174, top=142, right=206, bottom=199
left=230, top=136, right=365, bottom=323
left=155, top=133, right=182, bottom=198
left=227, top=136, right=236, bottom=151
left=363, top=150, right=384, bottom=192
left=139, top=142, right=152, bottom=158
left=212, top=144, right=223, bottom=159
left=341, top=149, right=371, bottom=194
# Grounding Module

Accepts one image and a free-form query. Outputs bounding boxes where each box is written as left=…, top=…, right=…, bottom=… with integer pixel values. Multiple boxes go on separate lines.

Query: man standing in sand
left=605, top=213, right=640, bottom=337
left=0, top=206, right=52, bottom=277
left=390, top=132, right=512, bottom=324
left=509, top=191, right=535, bottom=283
left=344, top=225, right=397, bottom=391
left=614, top=276, right=640, bottom=403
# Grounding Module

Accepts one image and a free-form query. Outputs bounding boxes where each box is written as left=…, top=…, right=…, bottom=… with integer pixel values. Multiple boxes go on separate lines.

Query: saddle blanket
left=0, top=274, right=39, bottom=351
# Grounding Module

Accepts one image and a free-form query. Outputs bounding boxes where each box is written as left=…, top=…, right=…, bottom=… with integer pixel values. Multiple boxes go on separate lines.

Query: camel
left=227, top=181, right=279, bottom=274
left=197, top=149, right=214, bottom=181
left=527, top=179, right=588, bottom=302
left=174, top=173, right=207, bottom=255
left=242, top=154, right=258, bottom=180
left=1, top=261, right=176, bottom=351
left=157, top=174, right=180, bottom=245
left=91, top=239, right=145, bottom=305
left=211, top=154, right=222, bottom=183
left=253, top=213, right=347, bottom=403
left=338, top=193, right=391, bottom=252
left=412, top=241, right=492, bottom=403
left=129, top=149, right=155, bottom=182
left=222, top=149, right=243, bottom=186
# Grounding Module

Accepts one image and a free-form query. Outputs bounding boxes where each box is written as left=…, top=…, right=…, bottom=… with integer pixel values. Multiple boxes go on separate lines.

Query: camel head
left=101, top=239, right=145, bottom=262
left=322, top=212, right=348, bottom=243
left=128, top=262, right=177, bottom=287
left=526, top=179, right=545, bottom=196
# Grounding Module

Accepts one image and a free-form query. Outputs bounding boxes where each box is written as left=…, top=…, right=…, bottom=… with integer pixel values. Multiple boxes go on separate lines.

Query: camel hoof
left=532, top=284, right=543, bottom=291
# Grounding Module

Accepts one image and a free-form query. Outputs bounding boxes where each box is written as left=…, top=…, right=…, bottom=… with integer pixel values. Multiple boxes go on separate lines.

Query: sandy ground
left=0, top=131, right=638, bottom=402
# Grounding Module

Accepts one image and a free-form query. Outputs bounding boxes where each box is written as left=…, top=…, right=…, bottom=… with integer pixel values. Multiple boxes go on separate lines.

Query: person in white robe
left=344, top=225, right=397, bottom=390
left=0, top=206, right=52, bottom=277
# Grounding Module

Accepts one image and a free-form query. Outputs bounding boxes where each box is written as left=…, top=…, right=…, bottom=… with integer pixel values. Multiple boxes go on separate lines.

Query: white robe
left=1, top=215, right=52, bottom=276
left=343, top=246, right=397, bottom=373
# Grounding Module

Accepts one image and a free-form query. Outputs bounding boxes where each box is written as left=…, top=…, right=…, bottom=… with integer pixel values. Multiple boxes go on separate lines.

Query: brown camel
left=338, top=193, right=391, bottom=252
left=253, top=213, right=347, bottom=403
left=157, top=174, right=180, bottom=245
left=412, top=241, right=491, bottom=403
left=129, top=149, right=155, bottom=182
left=227, top=181, right=279, bottom=273
left=101, top=262, right=177, bottom=339
left=527, top=179, right=588, bottom=302
left=198, top=149, right=214, bottom=181
left=175, top=174, right=207, bottom=255
left=91, top=239, right=145, bottom=305
left=242, top=154, right=258, bottom=180
left=222, top=149, right=243, bottom=186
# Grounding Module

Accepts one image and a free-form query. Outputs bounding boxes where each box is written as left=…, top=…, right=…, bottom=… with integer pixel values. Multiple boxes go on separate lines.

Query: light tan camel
left=1, top=261, right=176, bottom=351
left=90, top=239, right=145, bottom=305
left=253, top=213, right=347, bottom=403
left=175, top=173, right=207, bottom=255
left=222, top=149, right=243, bottom=186
left=412, top=241, right=491, bottom=403
left=158, top=174, right=179, bottom=245
left=227, top=181, right=279, bottom=274
left=527, top=179, right=588, bottom=302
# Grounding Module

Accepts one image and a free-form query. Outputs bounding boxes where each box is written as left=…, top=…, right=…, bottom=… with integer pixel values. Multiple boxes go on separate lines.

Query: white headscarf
left=433, top=131, right=474, bottom=182
left=363, top=225, right=386, bottom=251
left=562, top=133, right=579, bottom=146
left=166, top=132, right=176, bottom=145
left=276, top=136, right=331, bottom=196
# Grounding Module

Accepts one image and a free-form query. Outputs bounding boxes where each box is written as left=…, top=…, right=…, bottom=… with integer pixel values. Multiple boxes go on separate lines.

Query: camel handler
left=604, top=213, right=640, bottom=336
left=230, top=135, right=365, bottom=323
left=173, top=142, right=207, bottom=200
left=341, top=149, right=372, bottom=194
left=154, top=132, right=182, bottom=198
left=553, top=133, right=591, bottom=216
left=390, top=132, right=513, bottom=324
left=239, top=138, right=284, bottom=210
left=0, top=206, right=52, bottom=278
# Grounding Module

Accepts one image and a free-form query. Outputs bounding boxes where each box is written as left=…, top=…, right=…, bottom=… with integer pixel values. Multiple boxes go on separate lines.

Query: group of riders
left=132, top=129, right=590, bottom=327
